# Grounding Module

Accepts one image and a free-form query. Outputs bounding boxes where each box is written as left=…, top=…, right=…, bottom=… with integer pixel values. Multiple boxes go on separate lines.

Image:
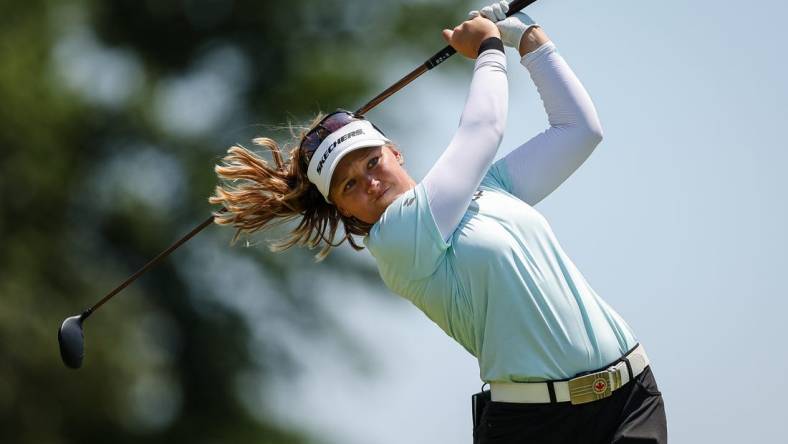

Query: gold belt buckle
left=568, top=368, right=621, bottom=405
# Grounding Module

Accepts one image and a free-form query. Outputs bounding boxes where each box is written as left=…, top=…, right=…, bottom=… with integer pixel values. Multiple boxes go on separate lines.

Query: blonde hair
left=209, top=114, right=374, bottom=260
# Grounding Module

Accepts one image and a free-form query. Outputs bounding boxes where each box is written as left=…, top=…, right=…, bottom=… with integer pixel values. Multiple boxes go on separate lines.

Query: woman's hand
left=470, top=0, right=548, bottom=57
left=441, top=16, right=501, bottom=59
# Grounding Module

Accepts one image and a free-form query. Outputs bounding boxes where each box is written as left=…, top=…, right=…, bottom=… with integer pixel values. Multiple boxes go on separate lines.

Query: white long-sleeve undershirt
left=421, top=48, right=508, bottom=242
left=422, top=41, right=603, bottom=242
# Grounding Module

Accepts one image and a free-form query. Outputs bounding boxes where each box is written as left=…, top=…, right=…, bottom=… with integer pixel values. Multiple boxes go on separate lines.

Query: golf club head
left=58, top=315, right=85, bottom=369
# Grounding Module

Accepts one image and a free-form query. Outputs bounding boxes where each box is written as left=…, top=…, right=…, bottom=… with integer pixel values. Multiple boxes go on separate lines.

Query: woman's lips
left=376, top=186, right=390, bottom=202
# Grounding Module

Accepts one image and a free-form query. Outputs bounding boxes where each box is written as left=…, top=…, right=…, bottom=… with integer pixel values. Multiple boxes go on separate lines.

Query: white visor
left=306, top=119, right=390, bottom=202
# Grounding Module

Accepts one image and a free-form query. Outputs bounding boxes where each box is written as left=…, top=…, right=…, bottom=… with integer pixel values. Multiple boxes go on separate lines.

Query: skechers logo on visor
left=315, top=128, right=365, bottom=175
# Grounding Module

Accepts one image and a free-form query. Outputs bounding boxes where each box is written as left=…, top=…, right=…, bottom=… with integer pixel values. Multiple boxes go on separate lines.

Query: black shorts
left=473, top=366, right=667, bottom=444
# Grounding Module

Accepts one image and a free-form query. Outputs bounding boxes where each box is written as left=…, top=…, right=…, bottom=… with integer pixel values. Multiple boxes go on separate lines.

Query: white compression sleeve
left=498, top=41, right=603, bottom=206
left=421, top=48, right=508, bottom=243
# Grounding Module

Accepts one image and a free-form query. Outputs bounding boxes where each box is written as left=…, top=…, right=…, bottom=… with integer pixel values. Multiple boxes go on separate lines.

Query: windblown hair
left=209, top=114, right=375, bottom=260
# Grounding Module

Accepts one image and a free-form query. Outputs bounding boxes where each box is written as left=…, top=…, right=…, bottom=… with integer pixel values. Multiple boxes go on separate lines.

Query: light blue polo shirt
left=364, top=162, right=637, bottom=383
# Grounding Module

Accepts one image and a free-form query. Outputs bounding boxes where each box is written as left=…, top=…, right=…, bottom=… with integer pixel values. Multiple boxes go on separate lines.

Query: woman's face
left=329, top=144, right=416, bottom=225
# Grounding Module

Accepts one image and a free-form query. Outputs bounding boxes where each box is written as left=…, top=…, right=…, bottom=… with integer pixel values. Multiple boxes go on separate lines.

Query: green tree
left=0, top=0, right=471, bottom=442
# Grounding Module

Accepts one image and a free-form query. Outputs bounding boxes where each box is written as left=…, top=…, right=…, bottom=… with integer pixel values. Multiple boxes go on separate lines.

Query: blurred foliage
left=0, top=0, right=472, bottom=442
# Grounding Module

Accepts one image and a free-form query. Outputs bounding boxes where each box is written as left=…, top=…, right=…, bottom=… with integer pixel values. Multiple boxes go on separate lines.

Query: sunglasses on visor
left=300, top=109, right=386, bottom=162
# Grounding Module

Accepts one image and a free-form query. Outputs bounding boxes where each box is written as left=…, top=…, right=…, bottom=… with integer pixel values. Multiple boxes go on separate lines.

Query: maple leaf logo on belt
left=593, top=379, right=608, bottom=394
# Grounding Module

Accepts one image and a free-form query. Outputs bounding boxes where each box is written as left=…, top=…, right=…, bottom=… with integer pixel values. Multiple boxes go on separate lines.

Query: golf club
left=58, top=0, right=539, bottom=369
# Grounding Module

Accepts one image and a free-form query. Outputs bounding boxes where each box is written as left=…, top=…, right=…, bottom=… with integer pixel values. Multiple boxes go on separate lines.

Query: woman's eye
left=368, top=157, right=379, bottom=168
left=344, top=179, right=355, bottom=192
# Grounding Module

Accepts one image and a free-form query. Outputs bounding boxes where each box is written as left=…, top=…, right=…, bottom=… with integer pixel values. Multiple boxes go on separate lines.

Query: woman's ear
left=386, top=145, right=404, bottom=164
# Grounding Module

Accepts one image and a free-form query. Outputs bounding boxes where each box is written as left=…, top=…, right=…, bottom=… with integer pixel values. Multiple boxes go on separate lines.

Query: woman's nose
left=366, top=176, right=381, bottom=194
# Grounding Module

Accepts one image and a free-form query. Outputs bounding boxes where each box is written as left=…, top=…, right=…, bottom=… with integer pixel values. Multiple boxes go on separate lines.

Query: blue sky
left=256, top=1, right=788, bottom=443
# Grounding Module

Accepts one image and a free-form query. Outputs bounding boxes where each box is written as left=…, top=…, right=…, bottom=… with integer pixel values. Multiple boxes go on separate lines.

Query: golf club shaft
left=83, top=209, right=225, bottom=319
left=81, top=0, right=539, bottom=317
left=356, top=0, right=538, bottom=116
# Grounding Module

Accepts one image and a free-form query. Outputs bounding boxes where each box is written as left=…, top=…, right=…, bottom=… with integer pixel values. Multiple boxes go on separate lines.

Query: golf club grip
left=507, top=0, right=538, bottom=17
left=357, top=0, right=538, bottom=115
left=424, top=0, right=538, bottom=71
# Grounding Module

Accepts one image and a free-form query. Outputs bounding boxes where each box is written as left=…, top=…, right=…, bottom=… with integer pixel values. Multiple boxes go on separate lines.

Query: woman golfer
left=211, top=2, right=667, bottom=442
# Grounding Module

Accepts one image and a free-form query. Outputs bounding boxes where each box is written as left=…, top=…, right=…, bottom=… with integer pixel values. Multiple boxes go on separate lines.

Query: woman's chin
left=364, top=188, right=408, bottom=224
left=379, top=189, right=402, bottom=207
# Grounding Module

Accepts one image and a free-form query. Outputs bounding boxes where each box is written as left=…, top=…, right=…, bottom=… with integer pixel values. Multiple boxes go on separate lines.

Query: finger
left=499, top=0, right=510, bottom=16
left=467, top=10, right=480, bottom=19
left=441, top=29, right=453, bottom=44
left=480, top=5, right=496, bottom=21
left=492, top=2, right=507, bottom=21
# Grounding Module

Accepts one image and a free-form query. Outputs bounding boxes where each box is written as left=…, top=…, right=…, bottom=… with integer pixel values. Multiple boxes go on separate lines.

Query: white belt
left=490, top=344, right=650, bottom=405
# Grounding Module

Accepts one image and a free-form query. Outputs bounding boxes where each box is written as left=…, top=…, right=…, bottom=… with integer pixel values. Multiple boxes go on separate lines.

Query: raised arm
left=422, top=19, right=509, bottom=243
left=496, top=26, right=603, bottom=206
